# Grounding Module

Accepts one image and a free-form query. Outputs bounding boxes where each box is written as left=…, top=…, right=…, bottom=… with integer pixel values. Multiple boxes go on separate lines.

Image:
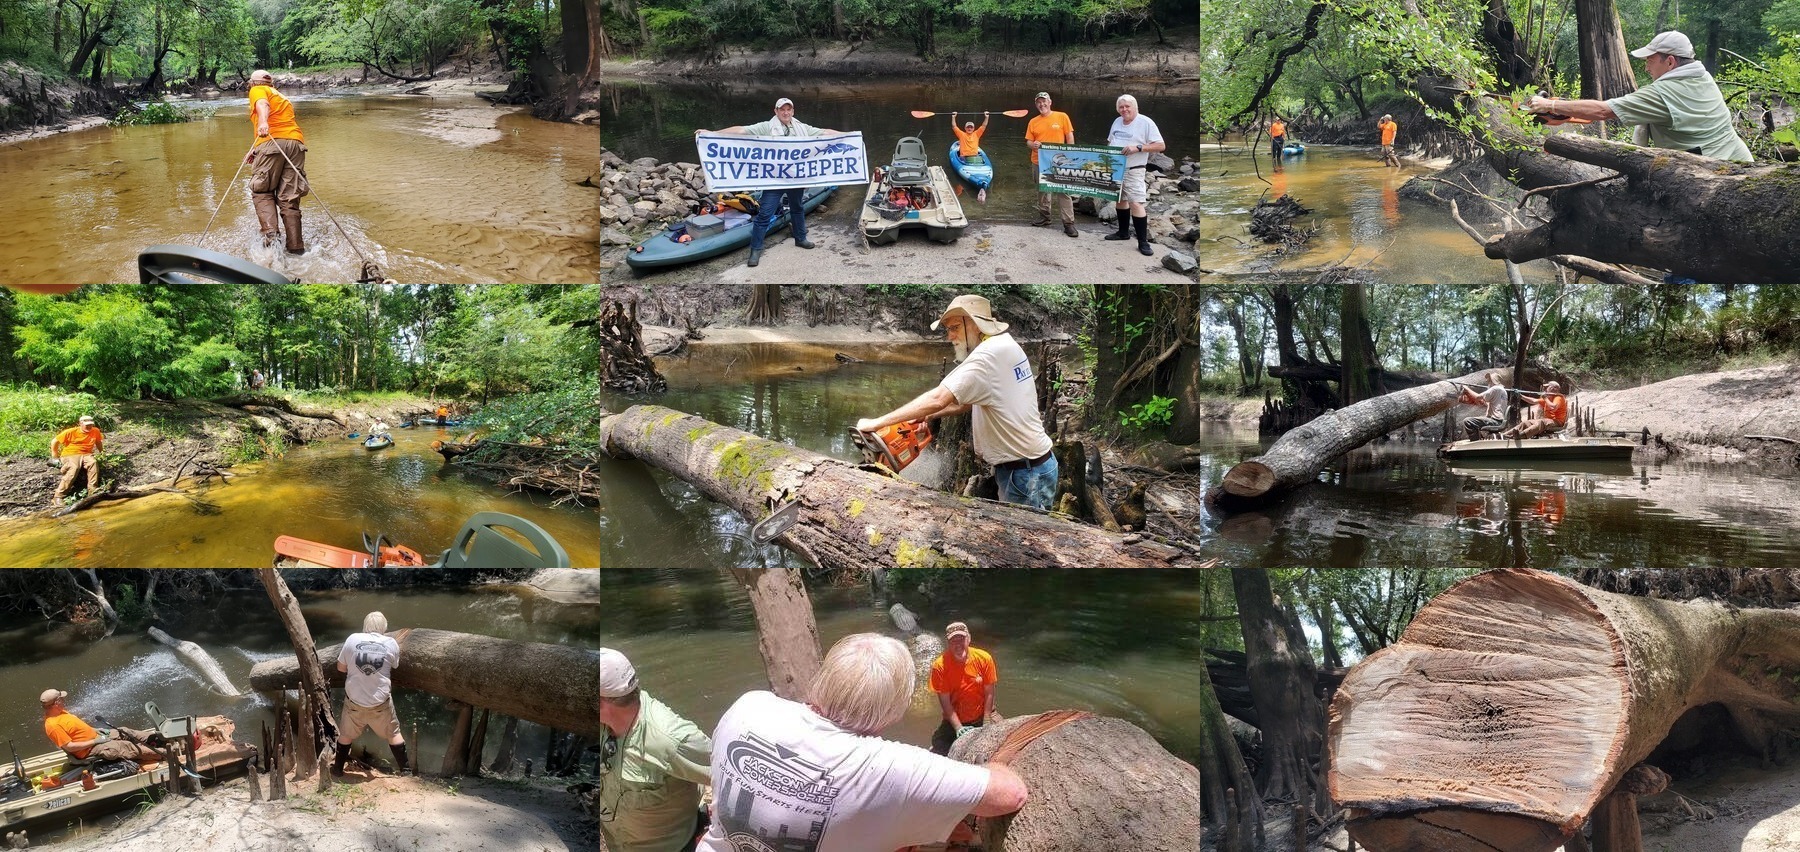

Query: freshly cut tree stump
left=952, top=713, right=1202, bottom=852
left=1329, top=568, right=1800, bottom=852
left=599, top=405, right=1207, bottom=569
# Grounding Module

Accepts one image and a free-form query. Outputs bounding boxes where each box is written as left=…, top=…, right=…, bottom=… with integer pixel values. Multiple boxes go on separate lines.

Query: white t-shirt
left=1474, top=385, right=1508, bottom=420
left=940, top=333, right=1054, bottom=466
left=1107, top=115, right=1164, bottom=168
left=697, top=690, right=990, bottom=852
left=341, top=631, right=399, bottom=706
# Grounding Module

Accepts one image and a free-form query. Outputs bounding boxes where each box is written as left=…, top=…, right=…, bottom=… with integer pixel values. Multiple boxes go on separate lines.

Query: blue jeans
left=749, top=187, right=807, bottom=250
left=995, top=453, right=1058, bottom=511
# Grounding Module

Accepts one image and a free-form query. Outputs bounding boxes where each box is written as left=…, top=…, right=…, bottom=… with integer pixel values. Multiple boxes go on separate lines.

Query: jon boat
left=625, top=186, right=837, bottom=271
left=946, top=142, right=993, bottom=192
left=0, top=710, right=253, bottom=834
left=363, top=434, right=393, bottom=451
left=860, top=136, right=967, bottom=246
left=273, top=511, right=571, bottom=569
left=1438, top=435, right=1637, bottom=462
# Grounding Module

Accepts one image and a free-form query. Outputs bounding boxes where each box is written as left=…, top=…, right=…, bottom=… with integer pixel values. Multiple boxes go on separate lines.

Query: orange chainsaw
left=851, top=420, right=934, bottom=474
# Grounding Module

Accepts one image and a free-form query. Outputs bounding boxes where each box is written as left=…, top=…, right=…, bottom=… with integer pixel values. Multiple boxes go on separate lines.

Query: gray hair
left=1116, top=94, right=1138, bottom=109
left=808, top=633, right=914, bottom=735
left=363, top=611, right=388, bottom=633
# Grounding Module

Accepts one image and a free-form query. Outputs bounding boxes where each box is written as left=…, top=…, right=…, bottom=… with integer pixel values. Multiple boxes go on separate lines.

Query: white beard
left=952, top=329, right=979, bottom=362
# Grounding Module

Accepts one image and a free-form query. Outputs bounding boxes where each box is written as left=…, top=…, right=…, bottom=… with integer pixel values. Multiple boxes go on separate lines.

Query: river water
left=0, top=426, right=599, bottom=568
left=0, top=91, right=599, bottom=284
left=601, top=342, right=1800, bottom=569
left=598, top=77, right=1198, bottom=222
left=0, top=580, right=597, bottom=842
left=600, top=568, right=1203, bottom=763
left=1191, top=142, right=1562, bottom=284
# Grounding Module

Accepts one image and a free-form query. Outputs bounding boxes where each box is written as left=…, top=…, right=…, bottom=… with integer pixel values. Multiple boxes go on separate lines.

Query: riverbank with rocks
left=599, top=148, right=1204, bottom=284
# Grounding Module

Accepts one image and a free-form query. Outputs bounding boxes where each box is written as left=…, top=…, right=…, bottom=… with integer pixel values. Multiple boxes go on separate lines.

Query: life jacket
left=715, top=192, right=760, bottom=215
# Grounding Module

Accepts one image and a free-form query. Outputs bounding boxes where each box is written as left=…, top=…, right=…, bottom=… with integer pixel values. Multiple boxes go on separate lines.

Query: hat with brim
left=945, top=621, right=971, bottom=641
left=600, top=648, right=638, bottom=698
left=1630, top=30, right=1695, bottom=59
left=39, top=689, right=66, bottom=705
left=931, top=295, right=1009, bottom=336
left=78, top=415, right=94, bottom=425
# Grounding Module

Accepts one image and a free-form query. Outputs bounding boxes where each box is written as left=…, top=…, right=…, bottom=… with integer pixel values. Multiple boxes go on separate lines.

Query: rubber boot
left=332, top=741, right=349, bottom=776
left=253, top=194, right=281, bottom=247
left=391, top=742, right=410, bottom=776
left=1133, top=216, right=1153, bottom=256
left=281, top=210, right=305, bottom=255
left=1104, top=210, right=1131, bottom=240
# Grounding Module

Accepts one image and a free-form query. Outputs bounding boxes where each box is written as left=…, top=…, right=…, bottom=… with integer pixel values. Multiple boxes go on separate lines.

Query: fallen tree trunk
left=149, top=627, right=245, bottom=696
left=1329, top=568, right=1800, bottom=852
left=1207, top=368, right=1493, bottom=512
left=952, top=712, right=1201, bottom=852
left=247, top=628, right=599, bottom=738
left=212, top=393, right=345, bottom=424
left=599, top=405, right=1208, bottom=569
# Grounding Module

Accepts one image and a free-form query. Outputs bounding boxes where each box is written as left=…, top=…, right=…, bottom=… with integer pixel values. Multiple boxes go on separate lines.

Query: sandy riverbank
left=1582, top=363, right=1800, bottom=456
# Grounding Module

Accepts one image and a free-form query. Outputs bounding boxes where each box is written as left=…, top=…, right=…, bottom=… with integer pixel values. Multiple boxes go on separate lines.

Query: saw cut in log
left=148, top=627, right=245, bottom=697
left=1329, top=568, right=1800, bottom=852
left=247, top=628, right=599, bottom=738
left=599, top=404, right=1207, bottom=569
left=952, top=712, right=1201, bottom=852
left=1207, top=369, right=1495, bottom=512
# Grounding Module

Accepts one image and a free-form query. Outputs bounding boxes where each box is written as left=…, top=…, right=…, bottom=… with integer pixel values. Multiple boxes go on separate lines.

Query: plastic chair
left=433, top=512, right=571, bottom=568
left=888, top=136, right=930, bottom=187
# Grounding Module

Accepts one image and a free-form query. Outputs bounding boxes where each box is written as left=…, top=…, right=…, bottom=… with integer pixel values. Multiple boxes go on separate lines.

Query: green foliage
left=0, top=386, right=111, bottom=433
left=113, top=584, right=152, bottom=622
left=1118, top=394, right=1175, bottom=432
left=463, top=377, right=601, bottom=455
left=14, top=291, right=244, bottom=400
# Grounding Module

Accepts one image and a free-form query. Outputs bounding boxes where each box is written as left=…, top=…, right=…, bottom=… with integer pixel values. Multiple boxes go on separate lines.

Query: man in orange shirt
left=1269, top=115, right=1287, bottom=159
left=41, top=689, right=161, bottom=763
left=1377, top=114, right=1400, bottom=166
left=929, top=621, right=1000, bottom=755
left=951, top=112, right=988, bottom=158
left=1025, top=92, right=1078, bottom=238
left=246, top=69, right=310, bottom=255
left=50, top=414, right=103, bottom=504
left=1503, top=381, right=1570, bottom=439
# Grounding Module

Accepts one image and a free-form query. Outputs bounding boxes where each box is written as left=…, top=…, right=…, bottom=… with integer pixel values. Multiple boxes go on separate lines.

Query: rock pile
left=599, top=148, right=710, bottom=247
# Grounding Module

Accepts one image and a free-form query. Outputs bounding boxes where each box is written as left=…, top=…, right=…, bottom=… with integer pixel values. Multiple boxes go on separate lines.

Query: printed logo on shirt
left=715, top=732, right=839, bottom=851
left=1012, top=360, right=1032, bottom=383
left=352, top=641, right=391, bottom=676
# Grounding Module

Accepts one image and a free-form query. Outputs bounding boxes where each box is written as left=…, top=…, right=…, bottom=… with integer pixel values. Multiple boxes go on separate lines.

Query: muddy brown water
left=0, top=581, right=597, bottom=844
left=0, top=427, right=599, bottom=568
left=602, top=343, right=1800, bottom=569
left=0, top=92, right=599, bottom=284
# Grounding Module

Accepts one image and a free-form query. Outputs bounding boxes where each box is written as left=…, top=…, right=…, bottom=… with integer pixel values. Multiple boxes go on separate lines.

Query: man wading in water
left=246, top=70, right=311, bottom=255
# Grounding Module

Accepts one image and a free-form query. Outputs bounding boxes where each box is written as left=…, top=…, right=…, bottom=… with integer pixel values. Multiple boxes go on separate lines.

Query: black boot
left=1133, top=216, right=1153, bottom=256
left=1104, top=210, right=1131, bottom=240
left=391, top=742, right=410, bottom=776
left=332, top=741, right=349, bottom=776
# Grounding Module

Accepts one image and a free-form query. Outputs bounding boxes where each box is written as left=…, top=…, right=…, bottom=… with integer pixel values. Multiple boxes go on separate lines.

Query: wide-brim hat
left=931, top=295, right=1009, bottom=336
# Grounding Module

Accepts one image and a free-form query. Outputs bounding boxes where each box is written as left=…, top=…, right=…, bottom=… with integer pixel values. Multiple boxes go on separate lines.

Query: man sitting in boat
left=372, top=420, right=391, bottom=438
left=1502, top=381, right=1569, bottom=439
left=1458, top=371, right=1510, bottom=441
left=41, top=689, right=161, bottom=763
left=952, top=113, right=989, bottom=157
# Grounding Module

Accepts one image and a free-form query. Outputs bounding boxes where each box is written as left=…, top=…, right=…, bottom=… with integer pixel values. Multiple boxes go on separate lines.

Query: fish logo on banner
left=697, top=132, right=870, bottom=194
left=1037, top=143, right=1126, bottom=200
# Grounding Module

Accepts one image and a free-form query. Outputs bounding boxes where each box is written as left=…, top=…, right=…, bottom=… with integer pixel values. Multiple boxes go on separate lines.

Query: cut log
left=951, top=712, right=1201, bottom=852
left=1208, top=369, right=1495, bottom=511
left=247, top=628, right=600, bottom=738
left=258, top=568, right=335, bottom=781
left=729, top=564, right=822, bottom=702
left=148, top=627, right=246, bottom=697
left=1329, top=568, right=1800, bottom=852
left=599, top=405, right=1207, bottom=569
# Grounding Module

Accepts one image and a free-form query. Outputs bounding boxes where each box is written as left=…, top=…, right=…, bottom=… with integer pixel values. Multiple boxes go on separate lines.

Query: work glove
left=955, top=725, right=976, bottom=740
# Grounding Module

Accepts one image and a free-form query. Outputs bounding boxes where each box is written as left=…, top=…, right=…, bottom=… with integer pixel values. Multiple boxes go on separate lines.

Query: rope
left=989, top=709, right=1092, bottom=765
left=198, top=142, right=259, bottom=247
left=262, top=138, right=389, bottom=281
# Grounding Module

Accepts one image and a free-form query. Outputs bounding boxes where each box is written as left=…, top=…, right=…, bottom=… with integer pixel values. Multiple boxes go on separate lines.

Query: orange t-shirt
left=45, top=710, right=99, bottom=759
left=436, top=406, right=449, bottom=418
left=53, top=425, right=102, bottom=456
left=953, top=124, right=986, bottom=158
left=1270, top=120, right=1286, bottom=137
left=1379, top=120, right=1397, bottom=145
left=1025, top=111, right=1074, bottom=165
left=930, top=647, right=998, bottom=724
left=1539, top=393, right=1569, bottom=425
left=248, top=84, right=305, bottom=144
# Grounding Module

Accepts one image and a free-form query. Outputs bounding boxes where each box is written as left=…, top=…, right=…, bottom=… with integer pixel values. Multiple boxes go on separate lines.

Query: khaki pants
left=87, top=727, right=160, bottom=762
left=1037, top=189, right=1074, bottom=224
left=56, top=454, right=98, bottom=501
left=250, top=138, right=309, bottom=242
left=339, top=699, right=403, bottom=744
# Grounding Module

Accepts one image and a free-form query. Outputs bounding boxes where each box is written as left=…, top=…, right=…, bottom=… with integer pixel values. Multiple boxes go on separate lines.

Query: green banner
left=1036, top=143, right=1126, bottom=200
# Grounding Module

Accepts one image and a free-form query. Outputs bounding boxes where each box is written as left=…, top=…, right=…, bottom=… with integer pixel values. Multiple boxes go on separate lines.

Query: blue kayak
left=364, top=435, right=392, bottom=451
left=1282, top=143, right=1307, bottom=156
left=947, top=143, right=993, bottom=190
left=625, top=186, right=837, bottom=271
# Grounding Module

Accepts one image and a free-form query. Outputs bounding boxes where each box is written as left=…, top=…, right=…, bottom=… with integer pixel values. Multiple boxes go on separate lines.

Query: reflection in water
left=598, top=77, right=1197, bottom=223
left=0, top=93, right=598, bottom=284
left=1193, top=142, right=1560, bottom=283
left=0, top=429, right=599, bottom=567
left=600, top=569, right=1202, bottom=763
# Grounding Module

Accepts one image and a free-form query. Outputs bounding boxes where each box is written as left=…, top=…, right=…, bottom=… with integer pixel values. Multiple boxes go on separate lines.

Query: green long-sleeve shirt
left=601, top=691, right=714, bottom=852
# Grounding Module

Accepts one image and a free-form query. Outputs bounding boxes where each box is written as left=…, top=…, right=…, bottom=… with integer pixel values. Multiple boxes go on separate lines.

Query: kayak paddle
left=910, top=109, right=1030, bottom=119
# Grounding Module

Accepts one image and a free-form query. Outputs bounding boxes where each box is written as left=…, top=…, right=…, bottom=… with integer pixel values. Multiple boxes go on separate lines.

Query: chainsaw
left=851, top=420, right=934, bottom=474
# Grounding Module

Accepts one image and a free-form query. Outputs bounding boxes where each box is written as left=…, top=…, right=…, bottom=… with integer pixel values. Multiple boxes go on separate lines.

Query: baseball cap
left=945, top=621, right=971, bottom=641
left=79, top=415, right=94, bottom=424
left=40, top=688, right=67, bottom=705
left=1034, top=92, right=1051, bottom=100
left=1630, top=31, right=1695, bottom=59
left=775, top=97, right=795, bottom=108
left=600, top=648, right=639, bottom=698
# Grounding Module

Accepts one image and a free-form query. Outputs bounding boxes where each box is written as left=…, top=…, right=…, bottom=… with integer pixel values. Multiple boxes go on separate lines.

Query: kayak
left=1282, top=143, right=1307, bottom=156
left=0, top=715, right=252, bottom=833
left=1438, top=436, right=1636, bottom=462
left=363, top=435, right=392, bottom=451
left=138, top=244, right=296, bottom=285
left=947, top=143, right=993, bottom=190
left=625, top=186, right=837, bottom=270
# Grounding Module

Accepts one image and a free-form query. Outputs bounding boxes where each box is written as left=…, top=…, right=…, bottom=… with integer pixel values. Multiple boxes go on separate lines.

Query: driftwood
left=599, top=404, right=1210, bottom=569
left=258, top=568, right=337, bottom=781
left=951, top=713, right=1201, bottom=852
left=434, top=439, right=598, bottom=504
left=1249, top=194, right=1315, bottom=248
left=247, top=628, right=600, bottom=737
left=1330, top=568, right=1800, bottom=852
left=213, top=393, right=345, bottom=424
left=599, top=300, right=668, bottom=394
left=148, top=627, right=245, bottom=696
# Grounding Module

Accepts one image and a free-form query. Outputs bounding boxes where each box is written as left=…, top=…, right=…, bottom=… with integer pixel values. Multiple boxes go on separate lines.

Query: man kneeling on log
left=857, top=295, right=1058, bottom=510
left=696, top=634, right=1028, bottom=852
